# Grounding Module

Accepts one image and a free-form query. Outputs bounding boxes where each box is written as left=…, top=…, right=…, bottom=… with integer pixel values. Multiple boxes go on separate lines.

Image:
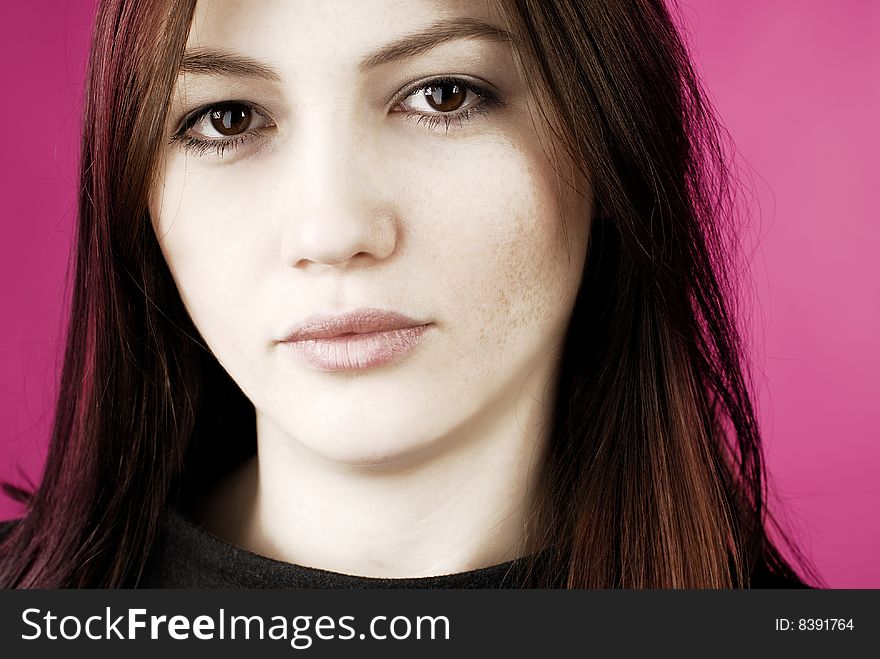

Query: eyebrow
left=178, top=17, right=515, bottom=81
left=358, top=17, right=516, bottom=70
left=179, top=49, right=281, bottom=81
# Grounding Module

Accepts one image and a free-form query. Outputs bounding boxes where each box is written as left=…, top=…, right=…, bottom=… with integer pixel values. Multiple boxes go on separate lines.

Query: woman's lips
left=277, top=309, right=431, bottom=371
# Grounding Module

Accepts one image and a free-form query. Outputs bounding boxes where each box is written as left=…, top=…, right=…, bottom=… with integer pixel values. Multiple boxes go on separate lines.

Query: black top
left=0, top=514, right=811, bottom=588
left=142, top=511, right=544, bottom=588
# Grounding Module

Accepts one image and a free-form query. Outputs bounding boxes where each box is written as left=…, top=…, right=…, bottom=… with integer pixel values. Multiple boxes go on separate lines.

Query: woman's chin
left=257, top=407, right=456, bottom=469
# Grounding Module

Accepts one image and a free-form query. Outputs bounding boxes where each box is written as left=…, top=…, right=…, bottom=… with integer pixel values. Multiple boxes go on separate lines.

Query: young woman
left=0, top=0, right=818, bottom=588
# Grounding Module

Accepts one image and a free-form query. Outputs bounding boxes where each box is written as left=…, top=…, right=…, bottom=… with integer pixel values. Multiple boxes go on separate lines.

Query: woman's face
left=150, top=0, right=591, bottom=465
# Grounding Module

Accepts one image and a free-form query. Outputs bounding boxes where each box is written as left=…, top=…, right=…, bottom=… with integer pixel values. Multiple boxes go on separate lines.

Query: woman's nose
left=278, top=115, right=399, bottom=270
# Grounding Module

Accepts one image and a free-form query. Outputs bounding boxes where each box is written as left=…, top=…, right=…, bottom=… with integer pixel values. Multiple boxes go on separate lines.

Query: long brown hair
left=1, top=0, right=817, bottom=588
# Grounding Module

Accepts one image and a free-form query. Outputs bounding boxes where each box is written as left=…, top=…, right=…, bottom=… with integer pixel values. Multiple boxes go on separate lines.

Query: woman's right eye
left=188, top=102, right=273, bottom=139
left=170, top=102, right=275, bottom=158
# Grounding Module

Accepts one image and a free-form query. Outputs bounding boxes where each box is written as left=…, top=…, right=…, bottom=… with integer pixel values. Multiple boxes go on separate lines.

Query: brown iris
left=209, top=104, right=251, bottom=136
left=424, top=83, right=466, bottom=112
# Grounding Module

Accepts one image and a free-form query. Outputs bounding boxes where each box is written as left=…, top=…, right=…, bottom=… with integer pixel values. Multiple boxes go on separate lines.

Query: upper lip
left=278, top=308, right=429, bottom=342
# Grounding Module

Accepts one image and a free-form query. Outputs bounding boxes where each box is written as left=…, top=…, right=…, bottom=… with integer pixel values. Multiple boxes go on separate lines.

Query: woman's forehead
left=186, top=0, right=511, bottom=68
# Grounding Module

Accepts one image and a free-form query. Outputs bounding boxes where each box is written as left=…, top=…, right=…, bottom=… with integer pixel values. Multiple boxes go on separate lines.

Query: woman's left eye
left=393, top=77, right=503, bottom=133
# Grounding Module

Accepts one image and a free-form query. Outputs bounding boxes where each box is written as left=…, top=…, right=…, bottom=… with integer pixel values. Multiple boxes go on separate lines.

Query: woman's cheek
left=414, top=140, right=576, bottom=339
left=151, top=164, right=268, bottom=362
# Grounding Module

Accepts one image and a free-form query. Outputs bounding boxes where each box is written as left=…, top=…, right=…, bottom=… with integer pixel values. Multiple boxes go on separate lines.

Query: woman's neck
left=198, top=361, right=557, bottom=578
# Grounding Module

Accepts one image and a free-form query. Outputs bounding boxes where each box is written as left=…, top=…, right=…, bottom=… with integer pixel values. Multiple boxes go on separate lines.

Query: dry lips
left=277, top=309, right=431, bottom=371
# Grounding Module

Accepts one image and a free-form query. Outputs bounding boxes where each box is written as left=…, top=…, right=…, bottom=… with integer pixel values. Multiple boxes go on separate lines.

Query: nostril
left=281, top=208, right=399, bottom=269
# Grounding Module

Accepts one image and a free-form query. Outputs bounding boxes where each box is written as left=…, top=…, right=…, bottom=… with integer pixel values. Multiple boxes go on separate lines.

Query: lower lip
left=280, top=325, right=431, bottom=371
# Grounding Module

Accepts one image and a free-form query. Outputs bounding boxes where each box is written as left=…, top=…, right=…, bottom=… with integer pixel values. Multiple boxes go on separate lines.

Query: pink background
left=1, top=1, right=877, bottom=587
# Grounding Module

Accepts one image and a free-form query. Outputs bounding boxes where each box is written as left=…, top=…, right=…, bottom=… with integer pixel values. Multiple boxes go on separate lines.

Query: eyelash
left=398, top=76, right=502, bottom=133
left=169, top=76, right=503, bottom=158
